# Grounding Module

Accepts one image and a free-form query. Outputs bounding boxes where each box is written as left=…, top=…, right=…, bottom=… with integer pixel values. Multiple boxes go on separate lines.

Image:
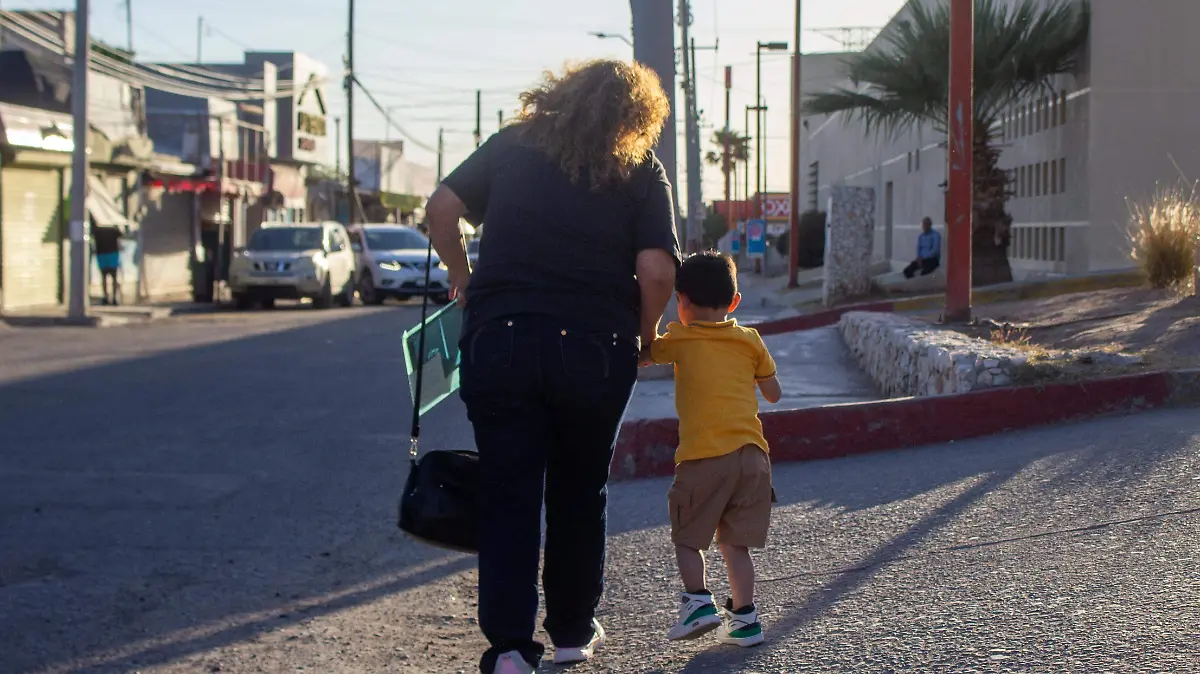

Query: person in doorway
left=647, top=251, right=781, bottom=649
left=903, top=216, right=942, bottom=278
left=91, top=222, right=123, bottom=305
left=423, top=60, right=679, bottom=674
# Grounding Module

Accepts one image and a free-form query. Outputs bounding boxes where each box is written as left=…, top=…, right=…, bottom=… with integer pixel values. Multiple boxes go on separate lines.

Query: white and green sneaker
left=668, top=591, right=722, bottom=641
left=717, top=602, right=765, bottom=647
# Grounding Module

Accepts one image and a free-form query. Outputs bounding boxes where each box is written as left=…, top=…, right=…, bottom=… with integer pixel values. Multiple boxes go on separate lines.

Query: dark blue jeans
left=460, top=314, right=638, bottom=673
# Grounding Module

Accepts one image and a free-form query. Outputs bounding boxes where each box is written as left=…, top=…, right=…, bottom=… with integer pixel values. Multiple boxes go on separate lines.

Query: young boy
left=648, top=251, right=782, bottom=647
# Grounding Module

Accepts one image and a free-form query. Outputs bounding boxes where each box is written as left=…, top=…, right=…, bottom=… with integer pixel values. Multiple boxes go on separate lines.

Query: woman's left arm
left=427, top=133, right=498, bottom=305
left=426, top=186, right=471, bottom=305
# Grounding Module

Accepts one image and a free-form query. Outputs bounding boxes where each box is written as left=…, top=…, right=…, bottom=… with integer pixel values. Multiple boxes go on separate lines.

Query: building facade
left=799, top=0, right=1199, bottom=280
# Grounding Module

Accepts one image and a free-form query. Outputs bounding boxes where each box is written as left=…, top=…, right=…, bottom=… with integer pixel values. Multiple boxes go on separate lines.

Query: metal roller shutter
left=139, top=188, right=194, bottom=299
left=1, top=167, right=63, bottom=311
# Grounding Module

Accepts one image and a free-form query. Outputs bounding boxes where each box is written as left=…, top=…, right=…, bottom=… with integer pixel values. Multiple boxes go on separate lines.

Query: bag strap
left=408, top=232, right=436, bottom=464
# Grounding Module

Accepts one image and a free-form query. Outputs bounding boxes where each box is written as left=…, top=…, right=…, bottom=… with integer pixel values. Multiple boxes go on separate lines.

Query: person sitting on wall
left=903, top=217, right=942, bottom=278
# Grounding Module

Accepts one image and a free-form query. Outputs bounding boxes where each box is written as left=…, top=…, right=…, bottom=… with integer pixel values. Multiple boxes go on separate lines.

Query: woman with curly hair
left=425, top=59, right=680, bottom=674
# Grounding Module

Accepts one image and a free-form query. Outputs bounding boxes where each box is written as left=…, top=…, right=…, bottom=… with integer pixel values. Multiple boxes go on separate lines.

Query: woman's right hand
left=450, top=271, right=471, bottom=308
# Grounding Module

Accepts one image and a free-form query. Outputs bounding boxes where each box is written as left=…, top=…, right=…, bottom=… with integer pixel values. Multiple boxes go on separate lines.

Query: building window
left=1060, top=157, right=1067, bottom=192
left=915, top=148, right=921, bottom=171
left=1042, top=161, right=1050, bottom=195
left=1050, top=159, right=1059, bottom=194
left=1035, top=163, right=1042, bottom=196
left=1059, top=91, right=1068, bottom=125
left=1018, top=165, right=1026, bottom=197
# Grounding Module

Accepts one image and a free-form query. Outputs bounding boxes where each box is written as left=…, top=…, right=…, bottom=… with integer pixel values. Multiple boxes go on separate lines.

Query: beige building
left=800, top=0, right=1195, bottom=280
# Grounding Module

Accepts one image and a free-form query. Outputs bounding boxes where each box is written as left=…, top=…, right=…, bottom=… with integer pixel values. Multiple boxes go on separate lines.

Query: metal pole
left=436, top=127, right=444, bottom=183
left=212, top=115, right=224, bottom=304
left=124, top=0, right=133, bottom=55
left=787, top=2, right=803, bottom=288
left=680, top=0, right=703, bottom=254
left=756, top=43, right=762, bottom=219
left=474, top=90, right=482, bottom=149
left=723, top=65, right=732, bottom=232
left=945, top=0, right=974, bottom=321
left=196, top=16, right=202, bottom=62
left=334, top=116, right=341, bottom=175
left=346, top=0, right=356, bottom=226
left=744, top=105, right=752, bottom=207
left=497, top=109, right=503, bottom=128
left=67, top=0, right=91, bottom=321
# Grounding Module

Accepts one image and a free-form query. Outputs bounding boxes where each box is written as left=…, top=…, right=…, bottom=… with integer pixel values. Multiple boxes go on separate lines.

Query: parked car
left=228, top=222, right=357, bottom=310
left=349, top=224, right=452, bottom=305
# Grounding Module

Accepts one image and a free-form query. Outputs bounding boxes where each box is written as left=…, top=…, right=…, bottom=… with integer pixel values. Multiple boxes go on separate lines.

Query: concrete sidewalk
left=626, top=325, right=880, bottom=421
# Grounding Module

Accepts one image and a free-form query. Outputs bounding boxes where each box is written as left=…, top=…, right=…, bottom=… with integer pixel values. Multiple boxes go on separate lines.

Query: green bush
left=774, top=210, right=827, bottom=268
left=1128, top=184, right=1199, bottom=292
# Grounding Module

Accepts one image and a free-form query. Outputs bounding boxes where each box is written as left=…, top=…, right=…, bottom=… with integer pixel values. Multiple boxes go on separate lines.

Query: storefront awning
left=86, top=175, right=130, bottom=228
left=0, top=103, right=73, bottom=152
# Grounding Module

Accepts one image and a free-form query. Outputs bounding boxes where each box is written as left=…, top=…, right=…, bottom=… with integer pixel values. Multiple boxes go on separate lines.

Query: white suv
left=349, top=224, right=452, bottom=305
left=229, top=222, right=357, bottom=309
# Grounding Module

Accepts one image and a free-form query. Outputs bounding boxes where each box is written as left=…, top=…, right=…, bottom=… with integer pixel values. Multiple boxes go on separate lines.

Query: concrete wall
left=1085, top=0, right=1200, bottom=272
left=798, top=0, right=1186, bottom=281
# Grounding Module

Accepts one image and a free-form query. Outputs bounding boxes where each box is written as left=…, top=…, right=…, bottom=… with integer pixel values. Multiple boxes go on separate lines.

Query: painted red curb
left=750, top=300, right=894, bottom=336
left=612, top=370, right=1193, bottom=482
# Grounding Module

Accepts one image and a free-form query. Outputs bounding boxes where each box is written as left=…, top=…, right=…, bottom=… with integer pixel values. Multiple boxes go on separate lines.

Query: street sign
left=746, top=219, right=767, bottom=258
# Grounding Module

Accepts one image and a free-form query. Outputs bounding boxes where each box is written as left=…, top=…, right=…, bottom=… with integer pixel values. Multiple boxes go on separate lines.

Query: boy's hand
left=638, top=345, right=656, bottom=367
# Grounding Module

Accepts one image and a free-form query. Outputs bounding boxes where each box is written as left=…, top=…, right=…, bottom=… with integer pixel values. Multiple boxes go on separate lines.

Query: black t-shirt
left=92, top=225, right=122, bottom=255
left=442, top=126, right=681, bottom=341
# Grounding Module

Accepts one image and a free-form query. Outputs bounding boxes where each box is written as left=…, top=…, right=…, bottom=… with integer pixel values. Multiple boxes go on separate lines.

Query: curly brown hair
left=516, top=59, right=670, bottom=190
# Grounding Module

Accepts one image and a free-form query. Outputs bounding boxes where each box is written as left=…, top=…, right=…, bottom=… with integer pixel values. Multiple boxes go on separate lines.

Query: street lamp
left=756, top=41, right=788, bottom=219
left=589, top=31, right=633, bottom=48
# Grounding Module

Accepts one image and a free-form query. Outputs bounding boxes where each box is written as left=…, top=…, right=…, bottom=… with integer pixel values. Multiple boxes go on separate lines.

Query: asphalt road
left=1, top=308, right=1197, bottom=673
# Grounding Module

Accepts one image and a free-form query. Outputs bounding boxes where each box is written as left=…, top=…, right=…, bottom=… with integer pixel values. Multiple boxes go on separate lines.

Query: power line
left=353, top=76, right=438, bottom=154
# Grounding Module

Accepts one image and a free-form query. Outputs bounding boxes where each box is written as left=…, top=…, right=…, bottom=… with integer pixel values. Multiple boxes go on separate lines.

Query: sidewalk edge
left=612, top=369, right=1197, bottom=481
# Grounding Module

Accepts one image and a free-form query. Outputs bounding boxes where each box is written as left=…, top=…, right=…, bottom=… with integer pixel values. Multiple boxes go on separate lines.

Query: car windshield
left=248, top=227, right=323, bottom=252
left=364, top=228, right=428, bottom=251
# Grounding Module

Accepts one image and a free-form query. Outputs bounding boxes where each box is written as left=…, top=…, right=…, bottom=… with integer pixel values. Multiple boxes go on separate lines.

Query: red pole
left=787, top=7, right=803, bottom=288
left=724, top=65, right=734, bottom=231
left=945, top=0, right=974, bottom=321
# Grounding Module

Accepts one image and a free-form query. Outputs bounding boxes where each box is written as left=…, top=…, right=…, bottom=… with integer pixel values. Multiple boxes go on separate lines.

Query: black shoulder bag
left=396, top=231, right=479, bottom=554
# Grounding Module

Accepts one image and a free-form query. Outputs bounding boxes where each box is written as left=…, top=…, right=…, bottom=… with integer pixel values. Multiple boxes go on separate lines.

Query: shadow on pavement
left=664, top=418, right=1199, bottom=673
left=0, top=308, right=478, bottom=673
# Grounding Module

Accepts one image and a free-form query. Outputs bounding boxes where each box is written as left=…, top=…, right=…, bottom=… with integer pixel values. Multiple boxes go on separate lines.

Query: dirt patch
left=925, top=288, right=1200, bottom=384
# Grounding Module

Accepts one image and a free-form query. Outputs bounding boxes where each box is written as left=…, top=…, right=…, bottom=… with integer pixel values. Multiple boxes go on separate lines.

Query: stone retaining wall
left=839, top=311, right=1028, bottom=397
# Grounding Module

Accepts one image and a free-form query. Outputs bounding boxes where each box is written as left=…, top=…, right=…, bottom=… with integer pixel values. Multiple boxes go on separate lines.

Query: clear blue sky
left=15, top=0, right=906, bottom=203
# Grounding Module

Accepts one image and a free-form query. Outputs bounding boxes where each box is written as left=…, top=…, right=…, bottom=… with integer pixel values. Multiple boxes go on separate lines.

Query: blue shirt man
left=904, top=217, right=941, bottom=279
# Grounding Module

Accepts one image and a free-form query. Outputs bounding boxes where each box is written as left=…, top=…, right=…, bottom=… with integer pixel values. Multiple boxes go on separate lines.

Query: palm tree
left=806, top=0, right=1090, bottom=286
left=705, top=129, right=751, bottom=186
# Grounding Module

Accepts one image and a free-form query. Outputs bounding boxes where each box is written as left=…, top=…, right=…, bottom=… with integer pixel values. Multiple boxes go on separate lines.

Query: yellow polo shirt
left=650, top=319, right=777, bottom=464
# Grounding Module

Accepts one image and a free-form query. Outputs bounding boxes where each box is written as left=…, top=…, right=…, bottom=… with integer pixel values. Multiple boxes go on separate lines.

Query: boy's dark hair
left=676, top=250, right=738, bottom=309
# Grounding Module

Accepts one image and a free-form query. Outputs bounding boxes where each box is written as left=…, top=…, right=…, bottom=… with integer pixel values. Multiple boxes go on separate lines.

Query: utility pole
left=678, top=0, right=702, bottom=253
left=334, top=116, right=341, bottom=175
left=497, top=109, right=504, bottom=129
left=474, top=90, right=482, bottom=149
left=345, top=0, right=356, bottom=226
left=945, top=0, right=974, bottom=320
left=124, top=0, right=133, bottom=55
left=436, top=128, right=444, bottom=183
left=723, top=65, right=732, bottom=233
left=68, top=0, right=91, bottom=322
left=787, top=1, right=804, bottom=288
left=196, top=16, right=203, bottom=62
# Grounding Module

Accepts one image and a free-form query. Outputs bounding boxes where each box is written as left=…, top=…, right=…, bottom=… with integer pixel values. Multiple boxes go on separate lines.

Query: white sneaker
left=717, top=603, right=765, bottom=648
left=668, top=591, right=722, bottom=641
left=493, top=650, right=535, bottom=674
left=553, top=619, right=605, bottom=664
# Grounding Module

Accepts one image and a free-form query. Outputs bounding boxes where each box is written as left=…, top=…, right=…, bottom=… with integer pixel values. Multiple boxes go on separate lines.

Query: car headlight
left=378, top=260, right=403, bottom=271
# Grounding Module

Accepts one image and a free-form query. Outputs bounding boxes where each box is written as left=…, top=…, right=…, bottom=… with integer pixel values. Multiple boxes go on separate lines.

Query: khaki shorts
left=668, top=445, right=773, bottom=550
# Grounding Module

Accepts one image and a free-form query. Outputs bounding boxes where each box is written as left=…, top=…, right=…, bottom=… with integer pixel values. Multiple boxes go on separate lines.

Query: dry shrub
left=989, top=325, right=1031, bottom=348
left=1128, top=183, right=1200, bottom=293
